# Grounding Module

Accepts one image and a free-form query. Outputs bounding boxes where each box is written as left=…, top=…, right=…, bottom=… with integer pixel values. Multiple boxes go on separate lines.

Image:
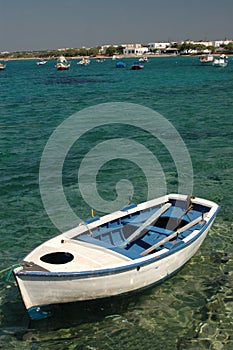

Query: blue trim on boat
left=14, top=234, right=202, bottom=278
left=84, top=216, right=100, bottom=224
left=121, top=203, right=137, bottom=211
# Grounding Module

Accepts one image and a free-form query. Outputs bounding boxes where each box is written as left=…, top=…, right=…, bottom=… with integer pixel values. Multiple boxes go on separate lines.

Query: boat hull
left=131, top=65, right=143, bottom=70
left=14, top=221, right=213, bottom=319
left=56, top=66, right=70, bottom=70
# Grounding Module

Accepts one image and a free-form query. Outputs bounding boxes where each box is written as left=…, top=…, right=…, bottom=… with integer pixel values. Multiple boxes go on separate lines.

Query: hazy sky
left=1, top=0, right=233, bottom=52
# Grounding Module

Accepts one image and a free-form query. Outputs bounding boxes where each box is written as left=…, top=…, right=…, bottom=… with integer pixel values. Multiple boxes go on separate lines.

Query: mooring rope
left=0, top=263, right=23, bottom=282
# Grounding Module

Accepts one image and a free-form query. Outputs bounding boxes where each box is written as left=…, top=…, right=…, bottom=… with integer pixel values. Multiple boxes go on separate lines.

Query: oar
left=119, top=202, right=172, bottom=248
left=140, top=213, right=206, bottom=256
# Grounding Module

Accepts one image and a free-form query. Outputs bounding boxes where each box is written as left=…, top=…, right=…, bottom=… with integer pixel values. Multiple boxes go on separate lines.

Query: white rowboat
left=13, top=193, right=219, bottom=320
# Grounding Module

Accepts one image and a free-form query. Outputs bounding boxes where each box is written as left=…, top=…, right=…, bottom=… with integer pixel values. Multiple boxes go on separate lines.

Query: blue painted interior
left=76, top=200, right=209, bottom=259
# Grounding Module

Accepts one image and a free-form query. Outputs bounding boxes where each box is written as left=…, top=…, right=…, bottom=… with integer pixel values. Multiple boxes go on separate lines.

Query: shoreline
left=0, top=54, right=177, bottom=61
left=1, top=53, right=232, bottom=62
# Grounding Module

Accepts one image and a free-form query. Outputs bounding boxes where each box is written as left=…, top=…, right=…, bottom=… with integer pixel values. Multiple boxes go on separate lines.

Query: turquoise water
left=0, top=57, right=232, bottom=349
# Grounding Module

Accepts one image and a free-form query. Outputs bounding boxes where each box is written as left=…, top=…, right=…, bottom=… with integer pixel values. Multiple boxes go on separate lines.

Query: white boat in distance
left=13, top=194, right=219, bottom=320
left=212, top=55, right=228, bottom=67
left=0, top=62, right=6, bottom=70
left=37, top=60, right=47, bottom=65
left=55, top=56, right=70, bottom=70
left=199, top=54, right=214, bottom=64
left=139, top=56, right=148, bottom=62
left=96, top=57, right=104, bottom=63
left=77, top=57, right=90, bottom=65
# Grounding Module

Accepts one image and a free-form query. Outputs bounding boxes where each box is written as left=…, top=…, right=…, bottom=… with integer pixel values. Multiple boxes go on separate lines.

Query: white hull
left=37, top=61, right=47, bottom=65
left=15, top=224, right=211, bottom=307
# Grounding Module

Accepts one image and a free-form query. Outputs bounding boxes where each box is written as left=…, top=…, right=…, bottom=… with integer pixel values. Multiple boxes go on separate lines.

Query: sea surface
left=0, top=57, right=232, bottom=349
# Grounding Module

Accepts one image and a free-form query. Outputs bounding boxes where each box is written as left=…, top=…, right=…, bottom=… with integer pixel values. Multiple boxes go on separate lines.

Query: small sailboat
left=13, top=193, right=219, bottom=320
left=55, top=56, right=70, bottom=70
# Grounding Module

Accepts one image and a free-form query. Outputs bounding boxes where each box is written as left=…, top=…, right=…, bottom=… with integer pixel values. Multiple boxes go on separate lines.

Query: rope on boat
left=0, top=263, right=24, bottom=282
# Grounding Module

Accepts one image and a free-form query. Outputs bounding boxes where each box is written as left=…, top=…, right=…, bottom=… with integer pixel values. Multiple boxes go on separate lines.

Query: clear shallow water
left=0, top=57, right=232, bottom=349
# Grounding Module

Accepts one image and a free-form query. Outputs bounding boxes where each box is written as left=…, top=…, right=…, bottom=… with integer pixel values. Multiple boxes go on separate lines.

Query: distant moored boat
left=199, top=54, right=214, bottom=64
left=131, top=61, right=144, bottom=70
left=55, top=56, right=70, bottom=70
left=0, top=62, right=6, bottom=70
left=116, top=61, right=126, bottom=68
left=37, top=59, right=47, bottom=65
left=77, top=57, right=90, bottom=65
left=139, top=56, right=148, bottom=62
left=212, top=54, right=228, bottom=67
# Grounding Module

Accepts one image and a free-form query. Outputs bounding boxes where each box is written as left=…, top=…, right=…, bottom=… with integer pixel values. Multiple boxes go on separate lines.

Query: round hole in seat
left=40, top=252, right=74, bottom=264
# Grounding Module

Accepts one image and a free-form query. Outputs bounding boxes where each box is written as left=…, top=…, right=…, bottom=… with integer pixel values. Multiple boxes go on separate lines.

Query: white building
left=123, top=44, right=149, bottom=55
left=191, top=41, right=213, bottom=47
left=149, top=42, right=170, bottom=51
left=213, top=40, right=233, bottom=47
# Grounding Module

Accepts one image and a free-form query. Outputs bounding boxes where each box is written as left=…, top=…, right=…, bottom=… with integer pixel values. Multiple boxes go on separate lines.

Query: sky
left=1, top=0, right=233, bottom=52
